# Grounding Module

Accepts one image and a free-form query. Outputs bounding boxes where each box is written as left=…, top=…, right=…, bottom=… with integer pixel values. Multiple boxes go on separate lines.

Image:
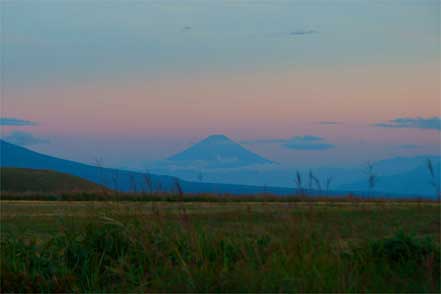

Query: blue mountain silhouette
left=0, top=139, right=289, bottom=195
left=167, top=134, right=273, bottom=168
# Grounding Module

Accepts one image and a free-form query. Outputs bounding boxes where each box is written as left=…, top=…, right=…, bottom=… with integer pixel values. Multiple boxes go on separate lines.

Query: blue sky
left=1, top=0, right=440, bottom=169
left=3, top=1, right=439, bottom=84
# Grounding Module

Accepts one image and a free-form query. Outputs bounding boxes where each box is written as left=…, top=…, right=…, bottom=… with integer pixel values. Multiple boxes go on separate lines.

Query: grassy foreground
left=0, top=168, right=106, bottom=193
left=1, top=200, right=440, bottom=293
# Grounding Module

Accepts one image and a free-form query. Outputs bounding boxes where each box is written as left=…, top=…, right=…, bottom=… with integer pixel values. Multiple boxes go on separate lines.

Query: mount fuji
left=166, top=134, right=274, bottom=168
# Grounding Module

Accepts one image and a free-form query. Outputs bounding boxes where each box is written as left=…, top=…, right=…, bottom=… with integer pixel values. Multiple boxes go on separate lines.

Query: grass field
left=1, top=199, right=440, bottom=293
left=0, top=168, right=107, bottom=193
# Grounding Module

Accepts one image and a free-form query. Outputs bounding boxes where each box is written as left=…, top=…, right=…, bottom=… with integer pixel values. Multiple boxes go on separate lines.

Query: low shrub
left=370, top=231, right=440, bottom=264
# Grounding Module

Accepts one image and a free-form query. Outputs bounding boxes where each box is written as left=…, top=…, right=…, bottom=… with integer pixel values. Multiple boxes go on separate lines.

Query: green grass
left=0, top=168, right=107, bottom=193
left=1, top=200, right=440, bottom=293
left=2, top=189, right=437, bottom=202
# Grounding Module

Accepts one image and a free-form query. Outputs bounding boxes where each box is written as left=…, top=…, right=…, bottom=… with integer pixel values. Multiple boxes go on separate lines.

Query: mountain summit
left=167, top=134, right=273, bottom=168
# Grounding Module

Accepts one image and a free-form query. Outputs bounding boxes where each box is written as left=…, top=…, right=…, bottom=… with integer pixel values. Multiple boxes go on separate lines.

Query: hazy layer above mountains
left=1, top=135, right=439, bottom=197
left=151, top=135, right=440, bottom=196
left=0, top=139, right=294, bottom=195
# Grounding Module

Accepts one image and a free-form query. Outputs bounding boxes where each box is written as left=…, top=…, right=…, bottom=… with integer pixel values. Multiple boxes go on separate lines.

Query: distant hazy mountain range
left=165, top=134, right=273, bottom=168
left=0, top=139, right=293, bottom=195
left=338, top=158, right=440, bottom=196
left=1, top=137, right=439, bottom=198
left=151, top=135, right=440, bottom=197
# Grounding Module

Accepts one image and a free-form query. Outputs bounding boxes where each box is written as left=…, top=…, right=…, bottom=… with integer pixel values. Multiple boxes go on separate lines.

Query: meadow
left=1, top=198, right=440, bottom=293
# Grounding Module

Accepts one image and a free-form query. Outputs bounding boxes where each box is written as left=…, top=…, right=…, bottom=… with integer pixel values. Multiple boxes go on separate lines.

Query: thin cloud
left=283, top=135, right=334, bottom=150
left=0, top=117, right=37, bottom=126
left=181, top=26, right=192, bottom=32
left=241, top=138, right=285, bottom=145
left=399, top=144, right=420, bottom=149
left=318, top=121, right=341, bottom=125
left=266, top=29, right=318, bottom=38
left=242, top=135, right=334, bottom=151
left=374, top=116, right=441, bottom=131
left=288, top=29, right=317, bottom=36
left=3, top=131, right=49, bottom=146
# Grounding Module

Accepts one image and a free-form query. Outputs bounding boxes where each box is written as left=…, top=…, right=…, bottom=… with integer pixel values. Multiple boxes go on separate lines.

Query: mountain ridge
left=167, top=134, right=274, bottom=168
left=1, top=167, right=107, bottom=193
left=0, top=139, right=292, bottom=195
left=1, top=139, right=437, bottom=198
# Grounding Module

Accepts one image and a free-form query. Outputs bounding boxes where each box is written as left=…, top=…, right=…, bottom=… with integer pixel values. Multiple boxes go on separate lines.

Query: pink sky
left=5, top=62, right=439, bottom=137
left=3, top=62, right=439, bottom=168
left=1, top=1, right=439, bottom=169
